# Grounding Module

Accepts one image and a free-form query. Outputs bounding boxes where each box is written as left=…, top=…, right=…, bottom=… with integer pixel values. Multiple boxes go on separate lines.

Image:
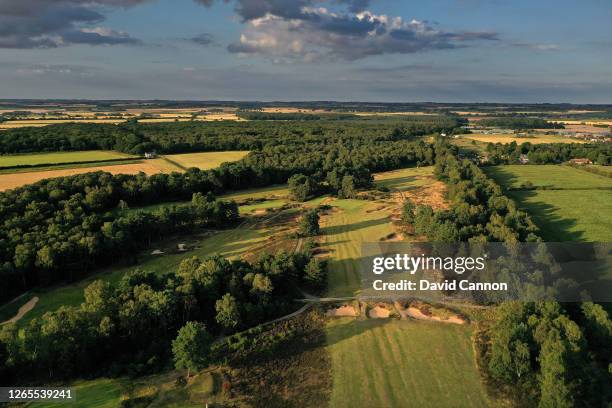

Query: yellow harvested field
left=0, top=159, right=181, bottom=191
left=556, top=120, right=612, bottom=126
left=462, top=133, right=587, bottom=144
left=165, top=151, right=250, bottom=169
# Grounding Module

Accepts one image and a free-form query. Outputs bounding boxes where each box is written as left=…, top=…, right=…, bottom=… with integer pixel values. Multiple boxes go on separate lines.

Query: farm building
left=144, top=151, right=157, bottom=159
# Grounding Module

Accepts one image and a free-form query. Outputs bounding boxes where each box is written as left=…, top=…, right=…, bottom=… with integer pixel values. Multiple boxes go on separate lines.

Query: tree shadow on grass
left=323, top=217, right=390, bottom=236
left=509, top=190, right=585, bottom=241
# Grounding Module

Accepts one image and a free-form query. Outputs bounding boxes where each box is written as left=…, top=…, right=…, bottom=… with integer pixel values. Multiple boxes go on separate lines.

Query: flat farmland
left=484, top=165, right=612, bottom=241
left=0, top=159, right=181, bottom=191
left=164, top=151, right=250, bottom=170
left=462, top=133, right=586, bottom=144
left=0, top=150, right=134, bottom=167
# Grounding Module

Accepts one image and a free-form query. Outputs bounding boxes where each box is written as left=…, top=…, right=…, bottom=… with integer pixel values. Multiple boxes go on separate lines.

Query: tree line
left=478, top=117, right=565, bottom=129
left=402, top=141, right=539, bottom=243
left=0, top=116, right=459, bottom=155
left=485, top=141, right=611, bottom=165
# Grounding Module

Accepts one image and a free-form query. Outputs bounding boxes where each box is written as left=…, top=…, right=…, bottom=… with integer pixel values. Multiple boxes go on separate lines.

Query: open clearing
left=164, top=151, right=249, bottom=170
left=485, top=165, right=612, bottom=241
left=0, top=150, right=134, bottom=167
left=461, top=133, right=587, bottom=144
left=0, top=159, right=181, bottom=191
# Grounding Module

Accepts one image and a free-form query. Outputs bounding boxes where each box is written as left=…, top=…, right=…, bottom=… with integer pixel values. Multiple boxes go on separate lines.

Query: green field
left=484, top=164, right=612, bottom=190
left=0, top=150, right=134, bottom=168
left=164, top=151, right=249, bottom=170
left=485, top=165, right=612, bottom=241
left=326, top=319, right=489, bottom=408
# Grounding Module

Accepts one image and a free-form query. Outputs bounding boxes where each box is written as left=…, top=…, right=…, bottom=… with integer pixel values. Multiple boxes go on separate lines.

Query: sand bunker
left=403, top=305, right=465, bottom=325
left=368, top=305, right=391, bottom=319
left=326, top=304, right=358, bottom=317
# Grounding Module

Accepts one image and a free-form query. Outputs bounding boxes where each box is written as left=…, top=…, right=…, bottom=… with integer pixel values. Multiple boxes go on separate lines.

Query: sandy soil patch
left=368, top=305, right=391, bottom=319
left=326, top=304, right=358, bottom=317
left=395, top=301, right=465, bottom=324
left=2, top=296, right=39, bottom=324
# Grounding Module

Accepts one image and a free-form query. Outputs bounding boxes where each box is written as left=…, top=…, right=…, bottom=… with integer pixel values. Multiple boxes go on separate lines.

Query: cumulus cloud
left=0, top=0, right=146, bottom=48
left=227, top=7, right=499, bottom=61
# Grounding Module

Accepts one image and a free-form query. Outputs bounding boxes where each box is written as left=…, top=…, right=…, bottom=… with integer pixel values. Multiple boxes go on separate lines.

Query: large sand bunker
left=327, top=304, right=358, bottom=317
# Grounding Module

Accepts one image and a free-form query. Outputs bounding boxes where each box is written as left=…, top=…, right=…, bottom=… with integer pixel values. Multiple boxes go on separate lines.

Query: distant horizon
left=1, top=99, right=611, bottom=106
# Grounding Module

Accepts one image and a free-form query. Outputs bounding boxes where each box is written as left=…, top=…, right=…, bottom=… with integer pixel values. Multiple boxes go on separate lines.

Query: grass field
left=326, top=319, right=489, bottom=408
left=0, top=159, right=181, bottom=191
left=462, top=133, right=587, bottom=144
left=484, top=165, right=612, bottom=241
left=163, top=151, right=249, bottom=170
left=484, top=165, right=612, bottom=190
left=374, top=166, right=433, bottom=190
left=0, top=150, right=134, bottom=167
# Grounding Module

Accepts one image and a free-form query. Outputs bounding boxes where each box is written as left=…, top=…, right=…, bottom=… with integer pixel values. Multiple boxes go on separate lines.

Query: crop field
left=0, top=159, right=181, bottom=191
left=461, top=133, right=587, bottom=144
left=326, top=319, right=489, bottom=408
left=0, top=150, right=134, bottom=168
left=485, top=165, right=612, bottom=241
left=164, top=151, right=250, bottom=170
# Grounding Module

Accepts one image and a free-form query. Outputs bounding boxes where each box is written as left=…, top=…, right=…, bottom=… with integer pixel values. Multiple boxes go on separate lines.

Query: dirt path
left=1, top=296, right=39, bottom=325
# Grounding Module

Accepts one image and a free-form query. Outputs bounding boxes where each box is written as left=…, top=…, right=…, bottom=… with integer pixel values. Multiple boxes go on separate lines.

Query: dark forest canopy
left=0, top=116, right=460, bottom=155
left=478, top=117, right=564, bottom=129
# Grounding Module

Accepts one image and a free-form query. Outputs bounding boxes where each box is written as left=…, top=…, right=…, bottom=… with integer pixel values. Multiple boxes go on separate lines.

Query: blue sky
left=0, top=0, right=610, bottom=102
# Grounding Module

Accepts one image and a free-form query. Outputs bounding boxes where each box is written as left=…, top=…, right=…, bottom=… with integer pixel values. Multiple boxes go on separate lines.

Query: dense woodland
left=477, top=117, right=565, bottom=129
left=485, top=141, right=611, bottom=165
left=0, top=251, right=323, bottom=382
left=0, top=116, right=459, bottom=154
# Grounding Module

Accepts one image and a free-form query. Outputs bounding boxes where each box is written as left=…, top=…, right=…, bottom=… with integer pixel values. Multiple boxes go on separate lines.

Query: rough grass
left=164, top=151, right=249, bottom=170
left=29, top=378, right=122, bottom=408
left=326, top=318, right=489, bottom=408
left=0, top=150, right=134, bottom=167
left=484, top=165, right=612, bottom=241
left=374, top=166, right=433, bottom=191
